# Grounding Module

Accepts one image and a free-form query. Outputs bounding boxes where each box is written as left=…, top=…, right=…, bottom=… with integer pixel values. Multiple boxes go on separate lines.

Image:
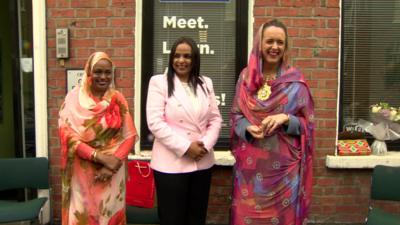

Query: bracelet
left=92, top=150, right=98, bottom=162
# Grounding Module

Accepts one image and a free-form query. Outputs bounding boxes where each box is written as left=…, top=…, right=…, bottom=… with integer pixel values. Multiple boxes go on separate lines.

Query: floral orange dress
left=59, top=86, right=137, bottom=225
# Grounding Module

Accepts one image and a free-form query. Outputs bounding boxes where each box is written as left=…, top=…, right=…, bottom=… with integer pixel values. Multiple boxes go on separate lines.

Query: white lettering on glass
left=162, top=41, right=215, bottom=55
left=163, top=16, right=206, bottom=29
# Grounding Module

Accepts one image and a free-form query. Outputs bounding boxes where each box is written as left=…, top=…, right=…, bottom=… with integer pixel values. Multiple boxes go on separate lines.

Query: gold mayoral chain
left=257, top=75, right=276, bottom=101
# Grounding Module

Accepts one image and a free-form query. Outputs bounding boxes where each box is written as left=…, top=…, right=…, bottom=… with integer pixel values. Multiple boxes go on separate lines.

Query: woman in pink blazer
left=146, top=37, right=222, bottom=225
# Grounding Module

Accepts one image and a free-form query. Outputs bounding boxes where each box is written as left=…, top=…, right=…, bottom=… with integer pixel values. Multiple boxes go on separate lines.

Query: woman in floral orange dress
left=59, top=52, right=138, bottom=225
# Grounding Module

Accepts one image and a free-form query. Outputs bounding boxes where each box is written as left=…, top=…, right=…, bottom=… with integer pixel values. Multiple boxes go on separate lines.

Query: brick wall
left=46, top=0, right=399, bottom=224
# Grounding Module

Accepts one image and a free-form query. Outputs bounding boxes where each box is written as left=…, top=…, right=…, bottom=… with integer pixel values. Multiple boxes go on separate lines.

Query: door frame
left=32, top=0, right=49, bottom=223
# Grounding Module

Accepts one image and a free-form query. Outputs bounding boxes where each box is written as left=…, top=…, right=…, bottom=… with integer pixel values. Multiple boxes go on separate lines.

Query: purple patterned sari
left=230, top=24, right=315, bottom=225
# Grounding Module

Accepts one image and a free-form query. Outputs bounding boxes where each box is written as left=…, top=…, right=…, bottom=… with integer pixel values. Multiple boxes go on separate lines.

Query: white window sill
left=326, top=151, right=400, bottom=169
left=128, top=150, right=236, bottom=166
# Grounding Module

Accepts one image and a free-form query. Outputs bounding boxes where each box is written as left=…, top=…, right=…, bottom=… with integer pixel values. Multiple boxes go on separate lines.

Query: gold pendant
left=257, top=83, right=271, bottom=101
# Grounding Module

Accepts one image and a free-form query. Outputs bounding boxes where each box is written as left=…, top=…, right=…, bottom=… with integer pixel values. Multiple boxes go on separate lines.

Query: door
left=0, top=0, right=35, bottom=158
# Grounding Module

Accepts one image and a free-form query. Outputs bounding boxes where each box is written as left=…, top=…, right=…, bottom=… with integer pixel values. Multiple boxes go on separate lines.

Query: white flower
left=390, top=110, right=398, bottom=121
left=370, top=103, right=400, bottom=123
left=371, top=106, right=381, bottom=113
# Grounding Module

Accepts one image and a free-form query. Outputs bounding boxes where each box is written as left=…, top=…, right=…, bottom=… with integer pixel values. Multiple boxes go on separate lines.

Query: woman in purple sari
left=230, top=19, right=315, bottom=225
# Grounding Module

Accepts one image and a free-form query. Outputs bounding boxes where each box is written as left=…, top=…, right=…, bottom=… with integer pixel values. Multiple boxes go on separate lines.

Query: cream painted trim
left=32, top=0, right=49, bottom=223
left=335, top=0, right=342, bottom=156
left=33, top=0, right=48, bottom=157
left=134, top=0, right=143, bottom=154
left=248, top=0, right=254, bottom=61
left=128, top=150, right=235, bottom=166
left=326, top=152, right=400, bottom=168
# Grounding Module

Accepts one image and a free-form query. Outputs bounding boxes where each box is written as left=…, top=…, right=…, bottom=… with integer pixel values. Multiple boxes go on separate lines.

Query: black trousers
left=154, top=167, right=212, bottom=225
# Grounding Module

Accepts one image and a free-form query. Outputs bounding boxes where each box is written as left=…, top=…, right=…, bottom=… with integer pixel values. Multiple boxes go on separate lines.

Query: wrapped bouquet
left=358, top=103, right=400, bottom=155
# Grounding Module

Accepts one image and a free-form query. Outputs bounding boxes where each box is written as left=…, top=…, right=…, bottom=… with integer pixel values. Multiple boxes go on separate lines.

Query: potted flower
left=358, top=103, right=400, bottom=155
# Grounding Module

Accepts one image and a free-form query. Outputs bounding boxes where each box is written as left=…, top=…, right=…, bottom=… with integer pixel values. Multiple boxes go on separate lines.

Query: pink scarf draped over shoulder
left=230, top=23, right=315, bottom=225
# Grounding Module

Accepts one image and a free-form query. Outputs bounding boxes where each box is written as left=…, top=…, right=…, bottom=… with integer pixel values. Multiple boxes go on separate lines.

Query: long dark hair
left=167, top=37, right=206, bottom=97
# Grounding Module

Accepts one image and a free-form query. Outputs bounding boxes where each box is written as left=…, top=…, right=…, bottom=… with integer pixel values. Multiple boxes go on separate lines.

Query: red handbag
left=126, top=160, right=155, bottom=208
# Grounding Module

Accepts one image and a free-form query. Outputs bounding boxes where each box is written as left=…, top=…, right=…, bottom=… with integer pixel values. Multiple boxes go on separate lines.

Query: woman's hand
left=261, top=113, right=289, bottom=135
left=95, top=167, right=114, bottom=182
left=96, top=153, right=122, bottom=173
left=185, top=141, right=208, bottom=161
left=246, top=125, right=265, bottom=139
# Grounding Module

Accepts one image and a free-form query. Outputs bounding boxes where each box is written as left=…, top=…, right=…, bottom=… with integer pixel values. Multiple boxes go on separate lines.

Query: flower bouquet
left=357, top=102, right=400, bottom=155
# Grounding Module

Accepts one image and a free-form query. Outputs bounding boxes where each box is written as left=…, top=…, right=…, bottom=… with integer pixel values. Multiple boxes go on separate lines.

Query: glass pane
left=143, top=0, right=238, bottom=148
left=0, top=42, right=2, bottom=123
left=342, top=0, right=400, bottom=126
left=19, top=0, right=35, bottom=156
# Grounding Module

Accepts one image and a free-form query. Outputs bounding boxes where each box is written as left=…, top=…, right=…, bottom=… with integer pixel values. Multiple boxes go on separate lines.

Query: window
left=140, top=0, right=248, bottom=149
left=341, top=0, right=400, bottom=150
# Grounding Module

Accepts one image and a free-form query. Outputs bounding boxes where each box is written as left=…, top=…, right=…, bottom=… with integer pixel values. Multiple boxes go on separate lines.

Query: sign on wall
left=66, top=69, right=84, bottom=93
left=151, top=0, right=237, bottom=142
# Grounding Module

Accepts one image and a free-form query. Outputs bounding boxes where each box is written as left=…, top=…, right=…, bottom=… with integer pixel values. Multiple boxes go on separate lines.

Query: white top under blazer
left=146, top=74, right=222, bottom=173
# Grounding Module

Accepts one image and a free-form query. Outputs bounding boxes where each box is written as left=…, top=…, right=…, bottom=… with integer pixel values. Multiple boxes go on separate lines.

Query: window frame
left=139, top=0, right=249, bottom=150
left=339, top=0, right=400, bottom=151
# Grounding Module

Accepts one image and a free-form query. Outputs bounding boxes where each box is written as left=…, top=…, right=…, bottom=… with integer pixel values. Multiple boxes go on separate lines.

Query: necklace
left=257, top=82, right=271, bottom=101
left=257, top=75, right=276, bottom=101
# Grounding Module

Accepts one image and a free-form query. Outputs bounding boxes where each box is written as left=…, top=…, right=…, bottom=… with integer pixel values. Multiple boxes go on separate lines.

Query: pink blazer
left=146, top=74, right=222, bottom=173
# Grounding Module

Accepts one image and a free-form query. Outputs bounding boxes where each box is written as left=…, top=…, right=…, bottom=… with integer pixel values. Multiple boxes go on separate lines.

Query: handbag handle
left=135, top=161, right=151, bottom=178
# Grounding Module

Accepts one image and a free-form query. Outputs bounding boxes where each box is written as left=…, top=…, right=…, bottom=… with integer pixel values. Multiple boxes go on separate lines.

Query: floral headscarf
left=79, top=51, right=115, bottom=109
left=59, top=51, right=137, bottom=169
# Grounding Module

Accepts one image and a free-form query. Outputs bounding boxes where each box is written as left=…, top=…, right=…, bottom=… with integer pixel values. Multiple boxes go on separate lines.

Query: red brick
left=315, top=129, right=337, bottom=138
left=312, top=70, right=337, bottom=79
left=111, top=0, right=134, bottom=7
left=314, top=28, right=339, bottom=38
left=315, top=7, right=340, bottom=17
left=110, top=18, right=134, bottom=27
left=95, top=18, right=108, bottom=27
left=71, top=39, right=95, bottom=48
left=255, top=0, right=278, bottom=7
left=293, top=19, right=319, bottom=28
left=75, top=9, right=89, bottom=18
left=50, top=9, right=75, bottom=18
left=97, top=0, right=109, bottom=7
left=89, top=9, right=113, bottom=17
left=115, top=78, right=133, bottom=88
left=316, top=177, right=342, bottom=186
left=315, top=109, right=336, bottom=119
left=328, top=19, right=339, bottom=28
left=89, top=29, right=114, bottom=37
left=293, top=59, right=318, bottom=68
left=327, top=0, right=340, bottom=7
left=273, top=8, right=299, bottom=17
left=299, top=48, right=313, bottom=58
left=111, top=38, right=134, bottom=47
left=316, top=139, right=336, bottom=147
left=292, top=38, right=318, bottom=48
left=47, top=0, right=56, bottom=8
left=71, top=0, right=97, bottom=8
left=113, top=59, right=134, bottom=68
left=57, top=0, right=70, bottom=8
left=254, top=7, right=266, bottom=16
left=73, top=19, right=95, bottom=28
left=95, top=39, right=109, bottom=47
left=281, top=0, right=319, bottom=7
